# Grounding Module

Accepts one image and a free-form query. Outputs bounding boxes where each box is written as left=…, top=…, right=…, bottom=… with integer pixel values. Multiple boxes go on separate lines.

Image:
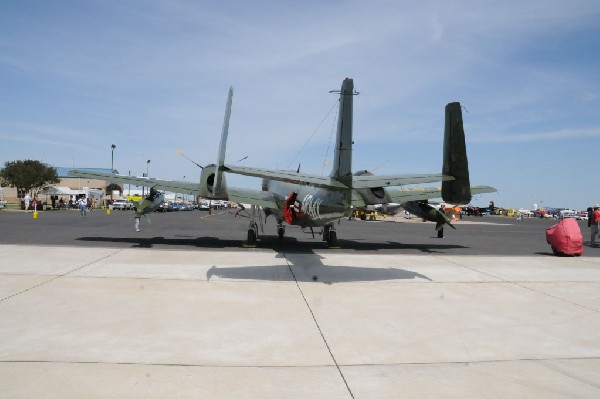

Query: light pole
left=110, top=144, right=116, bottom=203
left=145, top=160, right=151, bottom=196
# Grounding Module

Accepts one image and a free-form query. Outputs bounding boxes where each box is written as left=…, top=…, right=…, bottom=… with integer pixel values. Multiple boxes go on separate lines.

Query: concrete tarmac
left=1, top=210, right=599, bottom=398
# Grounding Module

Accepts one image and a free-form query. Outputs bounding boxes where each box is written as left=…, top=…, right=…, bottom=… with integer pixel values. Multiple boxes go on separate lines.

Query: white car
left=112, top=200, right=134, bottom=210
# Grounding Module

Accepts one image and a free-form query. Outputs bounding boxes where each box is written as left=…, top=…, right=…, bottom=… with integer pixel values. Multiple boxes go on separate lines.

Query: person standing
left=23, top=193, right=31, bottom=212
left=78, top=197, right=87, bottom=218
left=134, top=214, right=141, bottom=232
left=591, top=205, right=600, bottom=247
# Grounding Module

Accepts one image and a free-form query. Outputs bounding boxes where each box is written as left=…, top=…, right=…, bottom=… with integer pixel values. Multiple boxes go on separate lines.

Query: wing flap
left=226, top=188, right=279, bottom=209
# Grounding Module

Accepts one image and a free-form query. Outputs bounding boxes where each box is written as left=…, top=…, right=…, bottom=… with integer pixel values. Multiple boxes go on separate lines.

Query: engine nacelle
left=353, top=170, right=389, bottom=204
left=199, top=164, right=228, bottom=199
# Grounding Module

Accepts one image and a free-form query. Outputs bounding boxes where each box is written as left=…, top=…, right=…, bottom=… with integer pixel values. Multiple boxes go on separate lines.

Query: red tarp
left=546, top=218, right=583, bottom=256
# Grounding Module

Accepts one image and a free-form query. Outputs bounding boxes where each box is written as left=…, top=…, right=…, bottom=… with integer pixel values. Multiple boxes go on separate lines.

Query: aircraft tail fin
left=330, top=78, right=354, bottom=187
left=442, top=102, right=471, bottom=205
left=213, top=86, right=233, bottom=197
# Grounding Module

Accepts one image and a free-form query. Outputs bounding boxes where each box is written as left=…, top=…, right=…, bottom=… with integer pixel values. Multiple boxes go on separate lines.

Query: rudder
left=330, top=78, right=354, bottom=188
left=442, top=102, right=471, bottom=205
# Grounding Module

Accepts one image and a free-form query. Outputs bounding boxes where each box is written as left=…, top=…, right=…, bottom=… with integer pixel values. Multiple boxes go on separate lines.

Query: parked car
left=179, top=202, right=193, bottom=211
left=111, top=200, right=134, bottom=210
left=198, top=201, right=210, bottom=211
left=158, top=202, right=170, bottom=212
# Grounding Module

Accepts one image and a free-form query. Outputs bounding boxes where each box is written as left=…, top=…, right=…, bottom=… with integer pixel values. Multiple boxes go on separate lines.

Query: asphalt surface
left=1, top=208, right=596, bottom=256
left=2, top=209, right=600, bottom=398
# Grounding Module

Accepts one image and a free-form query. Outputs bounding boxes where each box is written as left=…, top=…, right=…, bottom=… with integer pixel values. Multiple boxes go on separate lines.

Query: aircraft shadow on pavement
left=206, top=264, right=431, bottom=284
left=77, top=236, right=241, bottom=249
left=76, top=235, right=466, bottom=254
left=76, top=235, right=442, bottom=283
left=207, top=250, right=432, bottom=284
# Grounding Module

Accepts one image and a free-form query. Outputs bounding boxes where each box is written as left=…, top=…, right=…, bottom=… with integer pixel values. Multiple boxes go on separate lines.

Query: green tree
left=0, top=160, right=60, bottom=196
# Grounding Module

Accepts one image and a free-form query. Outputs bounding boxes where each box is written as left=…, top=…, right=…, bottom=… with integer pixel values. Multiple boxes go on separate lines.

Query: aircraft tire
left=278, top=227, right=285, bottom=239
left=328, top=231, right=338, bottom=247
left=247, top=229, right=257, bottom=246
left=323, top=226, right=330, bottom=242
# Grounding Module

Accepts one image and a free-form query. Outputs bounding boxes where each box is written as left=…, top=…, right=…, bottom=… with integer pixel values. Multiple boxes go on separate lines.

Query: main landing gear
left=322, top=223, right=339, bottom=248
left=244, top=205, right=260, bottom=248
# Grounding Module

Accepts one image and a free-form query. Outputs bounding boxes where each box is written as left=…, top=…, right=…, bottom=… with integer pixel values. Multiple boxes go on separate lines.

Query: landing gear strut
left=277, top=218, right=285, bottom=239
left=322, top=223, right=339, bottom=248
left=244, top=205, right=259, bottom=248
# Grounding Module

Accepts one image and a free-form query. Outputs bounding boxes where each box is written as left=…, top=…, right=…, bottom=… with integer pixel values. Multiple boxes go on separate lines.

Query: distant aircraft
left=70, top=78, right=496, bottom=247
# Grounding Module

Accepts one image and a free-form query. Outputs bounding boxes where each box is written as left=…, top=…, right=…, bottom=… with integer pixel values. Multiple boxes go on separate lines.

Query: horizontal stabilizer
left=376, top=185, right=496, bottom=205
left=223, top=165, right=348, bottom=189
left=470, top=185, right=497, bottom=196
left=352, top=173, right=455, bottom=189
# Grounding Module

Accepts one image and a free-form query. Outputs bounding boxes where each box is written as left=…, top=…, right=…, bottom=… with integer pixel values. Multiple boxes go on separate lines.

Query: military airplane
left=70, top=78, right=496, bottom=247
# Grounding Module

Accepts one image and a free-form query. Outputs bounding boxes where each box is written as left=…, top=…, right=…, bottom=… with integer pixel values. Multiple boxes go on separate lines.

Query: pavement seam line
left=0, top=248, right=125, bottom=303
left=3, top=355, right=600, bottom=368
left=436, top=255, right=600, bottom=314
left=282, top=253, right=355, bottom=399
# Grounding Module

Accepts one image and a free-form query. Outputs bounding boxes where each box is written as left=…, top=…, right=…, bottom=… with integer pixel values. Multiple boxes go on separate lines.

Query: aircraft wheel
left=278, top=227, right=285, bottom=239
left=322, top=226, right=330, bottom=242
left=247, top=229, right=257, bottom=246
left=327, top=231, right=338, bottom=247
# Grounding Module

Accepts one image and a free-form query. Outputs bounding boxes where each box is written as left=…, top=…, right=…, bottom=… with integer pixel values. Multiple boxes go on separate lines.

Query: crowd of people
left=21, top=194, right=97, bottom=213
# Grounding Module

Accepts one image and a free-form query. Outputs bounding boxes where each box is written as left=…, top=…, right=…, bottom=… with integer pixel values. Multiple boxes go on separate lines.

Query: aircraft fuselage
left=264, top=179, right=352, bottom=227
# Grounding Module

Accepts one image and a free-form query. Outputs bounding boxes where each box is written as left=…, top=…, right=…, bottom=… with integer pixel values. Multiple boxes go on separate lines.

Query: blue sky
left=1, top=1, right=598, bottom=210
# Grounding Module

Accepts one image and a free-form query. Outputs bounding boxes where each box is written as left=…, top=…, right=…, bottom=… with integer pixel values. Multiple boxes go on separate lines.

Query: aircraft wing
left=223, top=165, right=347, bottom=189
left=386, top=185, right=497, bottom=204
left=352, top=174, right=455, bottom=189
left=226, top=187, right=279, bottom=209
left=69, top=169, right=202, bottom=195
